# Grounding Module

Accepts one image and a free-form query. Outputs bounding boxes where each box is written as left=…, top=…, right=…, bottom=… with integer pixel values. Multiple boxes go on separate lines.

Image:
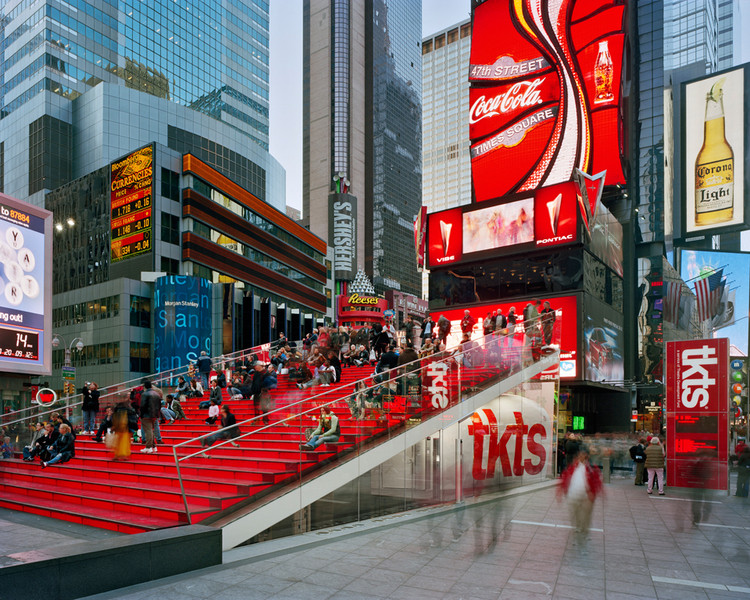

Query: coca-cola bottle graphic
left=594, top=40, right=614, bottom=103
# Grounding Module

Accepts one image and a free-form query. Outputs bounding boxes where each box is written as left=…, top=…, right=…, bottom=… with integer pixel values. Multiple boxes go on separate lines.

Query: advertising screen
left=154, top=275, right=212, bottom=379
left=111, top=144, right=154, bottom=263
left=0, top=193, right=52, bottom=375
left=427, top=181, right=580, bottom=269
left=683, top=67, right=746, bottom=236
left=583, top=298, right=624, bottom=382
left=666, top=339, right=729, bottom=490
left=470, top=0, right=627, bottom=203
left=432, top=295, right=578, bottom=379
left=680, top=249, right=750, bottom=355
left=589, top=201, right=624, bottom=277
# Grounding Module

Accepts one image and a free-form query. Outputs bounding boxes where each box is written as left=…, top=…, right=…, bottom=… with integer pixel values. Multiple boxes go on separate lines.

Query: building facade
left=303, top=0, right=422, bottom=297
left=0, top=0, right=281, bottom=209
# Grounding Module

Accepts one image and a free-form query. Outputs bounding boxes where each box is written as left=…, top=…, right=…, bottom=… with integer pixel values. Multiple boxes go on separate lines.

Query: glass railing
left=1, top=342, right=278, bottom=450
left=171, top=318, right=561, bottom=538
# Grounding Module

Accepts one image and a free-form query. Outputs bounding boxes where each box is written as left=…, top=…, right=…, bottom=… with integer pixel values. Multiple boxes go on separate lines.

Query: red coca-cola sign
left=470, top=0, right=628, bottom=202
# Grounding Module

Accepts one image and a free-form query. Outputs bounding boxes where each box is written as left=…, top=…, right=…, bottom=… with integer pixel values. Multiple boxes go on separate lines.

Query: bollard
left=602, top=456, right=611, bottom=483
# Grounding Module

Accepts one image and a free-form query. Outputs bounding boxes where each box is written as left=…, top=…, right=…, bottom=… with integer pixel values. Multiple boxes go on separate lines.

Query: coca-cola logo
left=468, top=409, right=546, bottom=479
left=469, top=78, right=546, bottom=124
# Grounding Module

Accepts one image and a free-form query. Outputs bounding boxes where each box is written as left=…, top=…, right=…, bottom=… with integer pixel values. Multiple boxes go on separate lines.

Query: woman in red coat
left=558, top=449, right=603, bottom=545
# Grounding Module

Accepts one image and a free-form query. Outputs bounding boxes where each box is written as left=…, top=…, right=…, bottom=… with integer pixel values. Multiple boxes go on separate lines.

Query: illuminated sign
left=433, top=295, right=578, bottom=379
left=666, top=339, right=729, bottom=490
left=110, top=144, right=153, bottom=263
left=328, top=193, right=356, bottom=280
left=348, top=293, right=379, bottom=306
left=427, top=181, right=581, bottom=268
left=427, top=208, right=463, bottom=266
left=683, top=67, right=747, bottom=236
left=470, top=0, right=627, bottom=202
left=0, top=193, right=52, bottom=376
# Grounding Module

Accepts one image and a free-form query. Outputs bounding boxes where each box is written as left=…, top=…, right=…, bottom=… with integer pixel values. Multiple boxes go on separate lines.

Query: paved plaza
left=4, top=474, right=750, bottom=599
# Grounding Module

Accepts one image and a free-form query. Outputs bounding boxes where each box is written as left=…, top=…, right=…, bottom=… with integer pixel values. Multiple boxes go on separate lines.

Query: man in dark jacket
left=81, top=382, right=100, bottom=435
left=139, top=380, right=161, bottom=453
left=196, top=351, right=212, bottom=387
left=250, top=362, right=266, bottom=418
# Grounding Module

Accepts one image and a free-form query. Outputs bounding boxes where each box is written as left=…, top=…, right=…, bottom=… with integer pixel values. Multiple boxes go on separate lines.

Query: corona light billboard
left=470, top=0, right=627, bottom=202
left=682, top=66, right=749, bottom=237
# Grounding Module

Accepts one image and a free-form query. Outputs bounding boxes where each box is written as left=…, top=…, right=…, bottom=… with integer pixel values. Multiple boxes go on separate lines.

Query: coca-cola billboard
left=665, top=339, right=729, bottom=490
left=470, top=0, right=628, bottom=202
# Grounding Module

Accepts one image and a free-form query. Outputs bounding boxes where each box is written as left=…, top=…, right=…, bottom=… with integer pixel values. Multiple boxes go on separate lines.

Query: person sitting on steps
left=300, top=406, right=340, bottom=450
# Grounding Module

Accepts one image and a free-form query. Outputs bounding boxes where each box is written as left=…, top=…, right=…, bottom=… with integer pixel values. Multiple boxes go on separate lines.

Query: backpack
left=630, top=445, right=645, bottom=462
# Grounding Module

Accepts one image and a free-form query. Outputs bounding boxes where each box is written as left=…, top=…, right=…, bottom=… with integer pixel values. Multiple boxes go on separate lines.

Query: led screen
left=0, top=194, right=52, bottom=375
left=111, top=144, right=154, bottom=263
left=470, top=0, right=627, bottom=202
left=583, top=298, right=624, bottom=382
left=463, top=197, right=534, bottom=254
left=432, top=295, right=578, bottom=379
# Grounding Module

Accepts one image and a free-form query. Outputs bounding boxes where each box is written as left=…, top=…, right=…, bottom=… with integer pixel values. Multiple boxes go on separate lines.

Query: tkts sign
left=470, top=0, right=628, bottom=202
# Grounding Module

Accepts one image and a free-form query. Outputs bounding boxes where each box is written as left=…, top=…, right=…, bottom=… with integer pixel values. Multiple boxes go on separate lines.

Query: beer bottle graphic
left=695, top=78, right=734, bottom=226
left=594, top=40, right=613, bottom=103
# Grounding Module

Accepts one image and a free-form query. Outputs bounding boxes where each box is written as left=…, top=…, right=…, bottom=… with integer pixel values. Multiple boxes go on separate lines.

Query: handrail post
left=173, top=446, right=192, bottom=525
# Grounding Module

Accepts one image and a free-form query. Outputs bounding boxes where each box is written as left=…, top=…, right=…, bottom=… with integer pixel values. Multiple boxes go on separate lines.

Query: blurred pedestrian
left=564, top=432, right=580, bottom=468
left=736, top=446, right=750, bottom=498
left=558, top=449, right=603, bottom=546
left=645, top=435, right=665, bottom=495
left=630, top=438, right=647, bottom=485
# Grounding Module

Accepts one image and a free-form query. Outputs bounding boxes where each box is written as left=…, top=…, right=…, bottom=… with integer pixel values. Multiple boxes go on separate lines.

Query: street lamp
left=52, top=334, right=84, bottom=367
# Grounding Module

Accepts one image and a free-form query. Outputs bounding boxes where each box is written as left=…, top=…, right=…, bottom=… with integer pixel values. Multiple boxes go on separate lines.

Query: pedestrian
left=437, top=314, right=451, bottom=346
left=300, top=406, right=341, bottom=450
left=737, top=446, right=750, bottom=497
left=138, top=380, right=161, bottom=454
left=205, top=398, right=220, bottom=425
left=645, top=435, right=665, bottom=495
left=540, top=301, right=556, bottom=346
left=42, top=424, right=76, bottom=468
left=630, top=437, right=647, bottom=485
left=558, top=449, right=603, bottom=546
left=80, top=382, right=100, bottom=435
left=196, top=351, right=212, bottom=388
left=564, top=432, right=580, bottom=468
left=112, top=401, right=132, bottom=461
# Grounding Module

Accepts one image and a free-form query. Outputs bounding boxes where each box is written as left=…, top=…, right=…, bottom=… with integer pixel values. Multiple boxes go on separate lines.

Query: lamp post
left=52, top=334, right=84, bottom=418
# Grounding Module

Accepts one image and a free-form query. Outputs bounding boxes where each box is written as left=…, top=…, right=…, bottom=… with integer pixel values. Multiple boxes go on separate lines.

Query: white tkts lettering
left=680, top=345, right=717, bottom=409
left=469, top=78, right=545, bottom=124
left=427, top=362, right=450, bottom=409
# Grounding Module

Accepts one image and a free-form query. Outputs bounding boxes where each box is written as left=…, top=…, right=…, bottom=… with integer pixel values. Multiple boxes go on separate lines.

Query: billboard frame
left=680, top=63, right=750, bottom=240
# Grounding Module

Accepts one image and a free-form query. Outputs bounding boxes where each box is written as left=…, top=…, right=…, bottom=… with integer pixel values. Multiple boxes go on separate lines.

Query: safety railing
left=171, top=317, right=561, bottom=526
left=1, top=342, right=282, bottom=449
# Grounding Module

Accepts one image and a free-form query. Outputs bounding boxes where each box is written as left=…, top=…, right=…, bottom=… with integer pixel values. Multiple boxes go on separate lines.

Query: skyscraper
left=0, top=0, right=276, bottom=206
left=303, top=0, right=422, bottom=296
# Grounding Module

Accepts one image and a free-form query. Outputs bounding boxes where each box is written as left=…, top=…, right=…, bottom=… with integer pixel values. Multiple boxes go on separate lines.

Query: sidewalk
left=3, top=474, right=749, bottom=599
left=64, top=474, right=750, bottom=600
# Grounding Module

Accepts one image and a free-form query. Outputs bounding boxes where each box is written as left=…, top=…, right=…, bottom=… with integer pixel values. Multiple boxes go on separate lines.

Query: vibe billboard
left=682, top=66, right=748, bottom=237
left=470, top=0, right=628, bottom=203
left=0, top=193, right=52, bottom=376
left=665, top=338, right=729, bottom=490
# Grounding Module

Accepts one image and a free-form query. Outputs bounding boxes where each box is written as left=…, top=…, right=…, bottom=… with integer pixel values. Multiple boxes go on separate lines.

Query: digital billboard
left=0, top=193, right=52, bottom=375
left=680, top=249, right=749, bottom=355
left=470, top=0, right=627, bottom=203
left=683, top=67, right=746, bottom=236
left=426, top=181, right=580, bottom=269
left=433, top=294, right=578, bottom=379
left=111, top=144, right=154, bottom=263
left=666, top=339, right=729, bottom=490
left=154, top=275, right=212, bottom=378
left=583, top=298, right=624, bottom=382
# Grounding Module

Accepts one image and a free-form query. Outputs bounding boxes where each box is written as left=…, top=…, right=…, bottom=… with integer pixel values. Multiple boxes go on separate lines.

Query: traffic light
left=730, top=358, right=747, bottom=418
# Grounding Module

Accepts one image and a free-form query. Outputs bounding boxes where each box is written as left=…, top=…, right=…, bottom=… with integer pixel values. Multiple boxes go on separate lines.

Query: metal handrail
left=172, top=321, right=559, bottom=523
left=2, top=341, right=282, bottom=430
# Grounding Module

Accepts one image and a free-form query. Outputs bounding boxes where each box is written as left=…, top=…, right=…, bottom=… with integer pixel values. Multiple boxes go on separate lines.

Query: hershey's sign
left=328, top=192, right=356, bottom=280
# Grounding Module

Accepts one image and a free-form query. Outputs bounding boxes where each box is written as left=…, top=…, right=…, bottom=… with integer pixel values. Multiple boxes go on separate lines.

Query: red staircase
left=0, top=354, right=510, bottom=534
left=0, top=365, right=391, bottom=533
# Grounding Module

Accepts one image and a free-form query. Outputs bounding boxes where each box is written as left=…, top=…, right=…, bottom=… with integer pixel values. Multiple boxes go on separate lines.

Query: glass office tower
left=0, top=0, right=272, bottom=205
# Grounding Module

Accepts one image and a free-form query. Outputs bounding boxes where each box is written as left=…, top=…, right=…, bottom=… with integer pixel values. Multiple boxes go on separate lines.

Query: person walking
left=645, top=435, right=666, bottom=495
left=81, top=382, right=100, bottom=435
left=558, top=449, right=603, bottom=546
left=196, top=351, right=212, bottom=388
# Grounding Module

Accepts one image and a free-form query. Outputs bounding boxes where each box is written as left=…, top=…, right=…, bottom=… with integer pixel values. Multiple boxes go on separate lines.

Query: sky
left=269, top=0, right=471, bottom=212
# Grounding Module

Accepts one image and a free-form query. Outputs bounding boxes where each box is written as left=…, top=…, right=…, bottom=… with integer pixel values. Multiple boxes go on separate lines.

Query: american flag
left=664, top=281, right=681, bottom=325
left=694, top=269, right=724, bottom=322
